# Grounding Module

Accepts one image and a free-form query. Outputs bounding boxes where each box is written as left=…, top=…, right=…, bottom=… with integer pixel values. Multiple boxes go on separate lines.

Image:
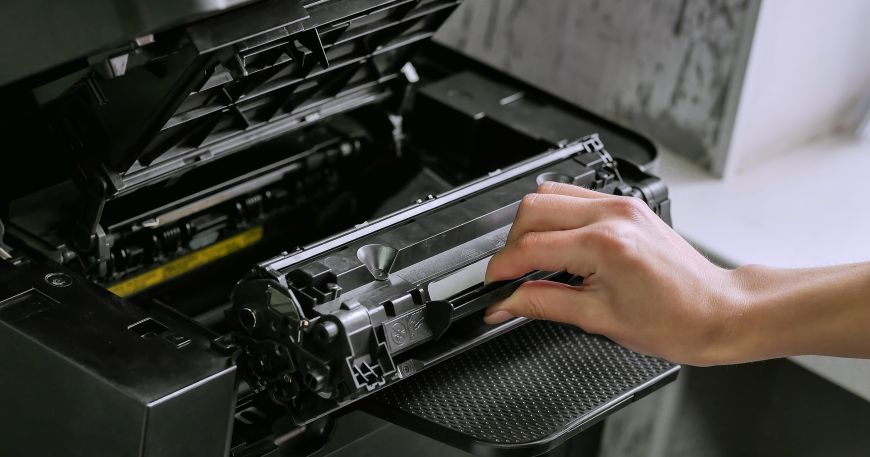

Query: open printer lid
left=14, top=0, right=460, bottom=197
left=1, top=0, right=461, bottom=255
left=0, top=0, right=259, bottom=87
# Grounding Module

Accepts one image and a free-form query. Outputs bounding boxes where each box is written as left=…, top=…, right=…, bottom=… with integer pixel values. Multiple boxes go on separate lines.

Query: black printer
left=0, top=1, right=679, bottom=456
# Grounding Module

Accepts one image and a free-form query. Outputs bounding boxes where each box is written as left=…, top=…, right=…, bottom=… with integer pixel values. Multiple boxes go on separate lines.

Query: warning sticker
left=108, top=226, right=264, bottom=297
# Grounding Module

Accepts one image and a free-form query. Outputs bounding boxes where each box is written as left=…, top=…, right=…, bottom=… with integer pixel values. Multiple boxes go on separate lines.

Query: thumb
left=483, top=280, right=601, bottom=328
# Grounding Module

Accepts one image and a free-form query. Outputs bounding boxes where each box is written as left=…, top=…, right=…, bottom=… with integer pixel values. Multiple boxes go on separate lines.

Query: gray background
left=435, top=0, right=759, bottom=174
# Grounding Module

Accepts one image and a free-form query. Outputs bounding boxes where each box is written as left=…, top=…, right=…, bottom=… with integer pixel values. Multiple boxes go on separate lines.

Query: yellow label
left=108, top=226, right=264, bottom=297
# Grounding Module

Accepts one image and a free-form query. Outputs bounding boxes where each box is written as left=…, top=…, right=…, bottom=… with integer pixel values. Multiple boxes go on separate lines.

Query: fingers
left=536, top=181, right=613, bottom=199
left=486, top=228, right=600, bottom=282
left=507, top=193, right=605, bottom=244
left=483, top=280, right=605, bottom=332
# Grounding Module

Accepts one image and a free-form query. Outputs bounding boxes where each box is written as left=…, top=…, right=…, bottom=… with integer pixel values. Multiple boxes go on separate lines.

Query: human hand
left=483, top=182, right=739, bottom=366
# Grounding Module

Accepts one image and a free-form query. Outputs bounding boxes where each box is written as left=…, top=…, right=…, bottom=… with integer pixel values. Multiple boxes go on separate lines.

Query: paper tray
left=364, top=320, right=679, bottom=457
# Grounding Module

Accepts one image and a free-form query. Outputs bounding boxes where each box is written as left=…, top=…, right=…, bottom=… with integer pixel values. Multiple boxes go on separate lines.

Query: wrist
left=696, top=265, right=773, bottom=365
left=707, top=264, right=812, bottom=364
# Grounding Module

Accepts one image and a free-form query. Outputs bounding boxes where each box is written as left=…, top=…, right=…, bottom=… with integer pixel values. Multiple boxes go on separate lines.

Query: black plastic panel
left=367, top=320, right=679, bottom=456
left=0, top=260, right=237, bottom=457
left=46, top=0, right=461, bottom=196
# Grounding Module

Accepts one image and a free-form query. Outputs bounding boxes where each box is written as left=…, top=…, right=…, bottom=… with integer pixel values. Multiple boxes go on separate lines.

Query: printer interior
left=0, top=1, right=679, bottom=456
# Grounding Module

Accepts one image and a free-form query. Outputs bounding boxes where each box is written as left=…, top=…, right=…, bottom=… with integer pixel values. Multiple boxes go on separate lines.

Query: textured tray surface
left=372, top=320, right=676, bottom=445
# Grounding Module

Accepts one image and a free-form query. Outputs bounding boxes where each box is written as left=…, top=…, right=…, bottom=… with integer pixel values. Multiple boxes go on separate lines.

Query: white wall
left=726, top=0, right=870, bottom=175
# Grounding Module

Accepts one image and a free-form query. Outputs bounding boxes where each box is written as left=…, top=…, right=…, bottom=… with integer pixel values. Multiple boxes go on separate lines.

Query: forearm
left=719, top=262, right=870, bottom=364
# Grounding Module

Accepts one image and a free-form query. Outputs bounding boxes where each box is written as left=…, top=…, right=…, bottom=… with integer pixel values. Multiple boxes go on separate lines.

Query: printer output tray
left=365, top=320, right=679, bottom=457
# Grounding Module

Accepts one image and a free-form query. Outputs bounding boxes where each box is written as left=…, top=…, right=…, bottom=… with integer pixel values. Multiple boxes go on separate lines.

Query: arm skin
left=483, top=182, right=870, bottom=366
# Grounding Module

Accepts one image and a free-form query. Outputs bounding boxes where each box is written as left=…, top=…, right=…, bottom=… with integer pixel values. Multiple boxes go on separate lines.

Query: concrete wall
left=434, top=0, right=759, bottom=175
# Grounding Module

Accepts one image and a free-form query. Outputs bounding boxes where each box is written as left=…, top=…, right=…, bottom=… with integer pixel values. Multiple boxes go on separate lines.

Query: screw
left=44, top=272, right=73, bottom=288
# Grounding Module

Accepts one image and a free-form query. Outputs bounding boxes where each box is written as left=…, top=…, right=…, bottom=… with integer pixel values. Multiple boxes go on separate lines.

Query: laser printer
left=0, top=1, right=679, bottom=455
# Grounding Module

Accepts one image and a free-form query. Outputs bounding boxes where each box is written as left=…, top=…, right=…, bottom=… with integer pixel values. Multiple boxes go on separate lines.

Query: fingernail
left=483, top=310, right=514, bottom=325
